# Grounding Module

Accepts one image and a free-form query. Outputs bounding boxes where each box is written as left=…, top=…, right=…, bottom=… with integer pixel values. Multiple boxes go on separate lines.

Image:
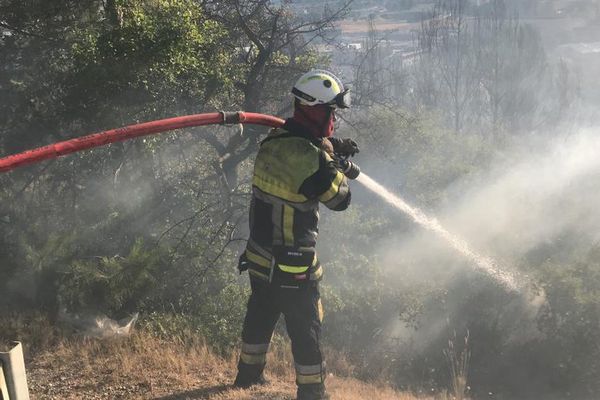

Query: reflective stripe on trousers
left=240, top=342, right=270, bottom=365
left=295, top=362, right=325, bottom=385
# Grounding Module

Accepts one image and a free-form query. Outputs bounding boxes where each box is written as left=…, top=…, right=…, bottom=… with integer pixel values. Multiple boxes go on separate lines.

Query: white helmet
left=292, top=69, right=351, bottom=109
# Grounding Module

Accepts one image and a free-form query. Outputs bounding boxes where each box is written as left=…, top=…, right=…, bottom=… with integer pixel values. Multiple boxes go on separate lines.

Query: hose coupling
left=340, top=159, right=360, bottom=180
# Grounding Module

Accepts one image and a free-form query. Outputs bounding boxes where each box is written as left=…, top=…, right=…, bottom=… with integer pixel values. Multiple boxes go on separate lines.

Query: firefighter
left=233, top=70, right=360, bottom=400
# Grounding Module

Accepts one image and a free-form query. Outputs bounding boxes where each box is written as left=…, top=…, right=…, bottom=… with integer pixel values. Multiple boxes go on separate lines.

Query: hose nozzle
left=339, top=158, right=360, bottom=180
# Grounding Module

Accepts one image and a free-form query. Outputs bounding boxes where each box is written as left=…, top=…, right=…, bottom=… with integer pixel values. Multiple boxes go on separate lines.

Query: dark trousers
left=236, top=278, right=326, bottom=398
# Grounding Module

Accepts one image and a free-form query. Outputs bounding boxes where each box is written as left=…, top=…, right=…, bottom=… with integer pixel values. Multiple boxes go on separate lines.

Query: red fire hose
left=0, top=112, right=285, bottom=174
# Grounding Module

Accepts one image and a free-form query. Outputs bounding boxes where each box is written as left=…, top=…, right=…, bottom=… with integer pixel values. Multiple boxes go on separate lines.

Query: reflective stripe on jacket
left=245, top=119, right=351, bottom=282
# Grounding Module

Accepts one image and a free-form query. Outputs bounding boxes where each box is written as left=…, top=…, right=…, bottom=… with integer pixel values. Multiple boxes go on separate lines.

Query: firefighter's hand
left=237, top=253, right=250, bottom=275
left=330, top=137, right=360, bottom=157
left=319, top=138, right=335, bottom=157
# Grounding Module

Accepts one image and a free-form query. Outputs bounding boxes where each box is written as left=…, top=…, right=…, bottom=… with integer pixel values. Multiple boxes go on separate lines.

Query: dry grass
left=443, top=331, right=471, bottom=400
left=2, top=314, right=441, bottom=400
left=22, top=332, right=437, bottom=400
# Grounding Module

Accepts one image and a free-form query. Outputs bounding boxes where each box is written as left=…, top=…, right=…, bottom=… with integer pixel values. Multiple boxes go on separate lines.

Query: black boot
left=297, top=384, right=329, bottom=400
left=233, top=359, right=270, bottom=388
left=233, top=371, right=269, bottom=388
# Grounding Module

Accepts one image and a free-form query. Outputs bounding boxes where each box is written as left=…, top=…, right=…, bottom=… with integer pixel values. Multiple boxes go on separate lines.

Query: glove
left=330, top=137, right=360, bottom=157
left=319, top=137, right=335, bottom=157
left=237, top=252, right=250, bottom=275
left=336, top=158, right=361, bottom=180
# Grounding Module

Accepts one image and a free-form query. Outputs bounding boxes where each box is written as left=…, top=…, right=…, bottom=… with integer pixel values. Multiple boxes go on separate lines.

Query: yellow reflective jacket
left=244, top=119, right=351, bottom=282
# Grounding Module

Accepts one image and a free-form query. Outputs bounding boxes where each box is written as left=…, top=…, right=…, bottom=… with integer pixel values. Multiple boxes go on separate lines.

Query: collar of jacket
left=280, top=118, right=324, bottom=148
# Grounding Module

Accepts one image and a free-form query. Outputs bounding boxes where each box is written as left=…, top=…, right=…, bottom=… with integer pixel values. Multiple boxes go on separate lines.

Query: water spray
left=356, top=173, right=518, bottom=291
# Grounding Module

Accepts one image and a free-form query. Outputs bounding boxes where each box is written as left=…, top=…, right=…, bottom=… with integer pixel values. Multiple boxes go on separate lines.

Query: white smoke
left=445, top=129, right=600, bottom=262
left=357, top=172, right=519, bottom=291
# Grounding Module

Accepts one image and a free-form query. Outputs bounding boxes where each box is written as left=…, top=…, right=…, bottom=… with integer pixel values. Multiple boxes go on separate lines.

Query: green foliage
left=0, top=0, right=248, bottom=316
left=69, top=0, right=232, bottom=119
left=535, top=245, right=600, bottom=396
left=139, top=281, right=248, bottom=353
left=59, top=239, right=162, bottom=314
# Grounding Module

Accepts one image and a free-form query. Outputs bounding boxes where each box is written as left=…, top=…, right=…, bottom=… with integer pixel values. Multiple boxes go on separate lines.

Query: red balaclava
left=293, top=101, right=335, bottom=138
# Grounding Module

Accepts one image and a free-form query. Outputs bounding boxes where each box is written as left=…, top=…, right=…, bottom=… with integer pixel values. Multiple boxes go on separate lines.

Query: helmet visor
left=327, top=89, right=351, bottom=109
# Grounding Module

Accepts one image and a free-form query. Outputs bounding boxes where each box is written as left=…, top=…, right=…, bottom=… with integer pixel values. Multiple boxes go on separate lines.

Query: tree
left=408, top=0, right=570, bottom=135
left=414, top=0, right=480, bottom=133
